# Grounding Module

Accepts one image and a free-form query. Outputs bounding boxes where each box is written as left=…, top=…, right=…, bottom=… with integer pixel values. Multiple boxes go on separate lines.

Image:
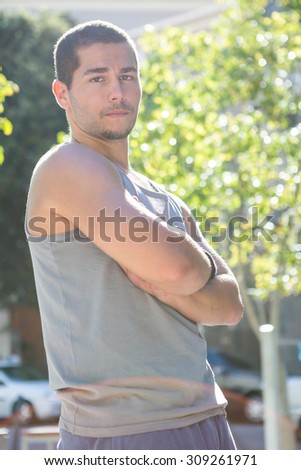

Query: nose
left=109, top=79, right=124, bottom=102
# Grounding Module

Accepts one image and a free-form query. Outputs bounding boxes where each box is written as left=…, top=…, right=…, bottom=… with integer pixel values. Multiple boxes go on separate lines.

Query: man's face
left=66, top=42, right=141, bottom=141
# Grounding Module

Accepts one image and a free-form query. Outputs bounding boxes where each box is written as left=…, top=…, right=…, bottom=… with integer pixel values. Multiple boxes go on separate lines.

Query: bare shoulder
left=32, top=143, right=119, bottom=182
left=27, top=143, right=124, bottom=227
left=29, top=143, right=126, bottom=208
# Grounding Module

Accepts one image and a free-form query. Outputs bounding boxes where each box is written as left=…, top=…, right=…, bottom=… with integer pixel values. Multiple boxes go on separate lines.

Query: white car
left=0, top=357, right=61, bottom=424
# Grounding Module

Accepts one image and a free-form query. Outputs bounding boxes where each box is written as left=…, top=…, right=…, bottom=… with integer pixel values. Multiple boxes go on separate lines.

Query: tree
left=0, top=69, right=18, bottom=165
left=0, top=11, right=74, bottom=306
left=129, top=0, right=301, bottom=448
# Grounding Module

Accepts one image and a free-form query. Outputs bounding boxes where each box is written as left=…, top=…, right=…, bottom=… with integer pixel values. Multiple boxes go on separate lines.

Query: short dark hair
left=54, top=20, right=139, bottom=89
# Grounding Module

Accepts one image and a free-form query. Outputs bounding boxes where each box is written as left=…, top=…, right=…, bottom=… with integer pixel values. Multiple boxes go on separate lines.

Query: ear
left=52, top=79, right=70, bottom=110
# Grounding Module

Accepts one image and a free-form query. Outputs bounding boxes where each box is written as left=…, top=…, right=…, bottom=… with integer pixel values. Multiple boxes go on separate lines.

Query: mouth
left=103, top=105, right=132, bottom=118
left=105, top=110, right=129, bottom=117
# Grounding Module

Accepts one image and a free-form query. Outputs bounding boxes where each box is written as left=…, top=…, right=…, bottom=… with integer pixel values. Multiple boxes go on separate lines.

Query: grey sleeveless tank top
left=25, top=164, right=227, bottom=438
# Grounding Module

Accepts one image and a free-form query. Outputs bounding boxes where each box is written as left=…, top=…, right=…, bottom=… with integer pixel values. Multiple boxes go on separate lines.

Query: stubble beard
left=94, top=125, right=134, bottom=141
left=78, top=113, right=136, bottom=141
left=69, top=94, right=137, bottom=141
left=97, top=106, right=137, bottom=140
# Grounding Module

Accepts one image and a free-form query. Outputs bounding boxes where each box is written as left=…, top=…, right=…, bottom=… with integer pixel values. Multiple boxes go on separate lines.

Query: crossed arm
left=122, top=201, right=244, bottom=326
left=27, top=142, right=243, bottom=325
left=27, top=143, right=213, bottom=296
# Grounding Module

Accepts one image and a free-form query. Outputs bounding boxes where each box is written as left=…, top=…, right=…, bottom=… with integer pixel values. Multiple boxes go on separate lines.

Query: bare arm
left=27, top=143, right=214, bottom=296
left=122, top=200, right=244, bottom=326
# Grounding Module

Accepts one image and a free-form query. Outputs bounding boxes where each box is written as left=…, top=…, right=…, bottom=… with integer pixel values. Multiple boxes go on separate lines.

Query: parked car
left=0, top=356, right=61, bottom=425
left=207, top=347, right=301, bottom=427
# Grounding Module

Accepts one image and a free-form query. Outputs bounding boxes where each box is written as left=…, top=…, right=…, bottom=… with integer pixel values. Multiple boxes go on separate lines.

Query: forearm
left=154, top=273, right=243, bottom=326
left=120, top=191, right=244, bottom=321
left=122, top=265, right=243, bottom=326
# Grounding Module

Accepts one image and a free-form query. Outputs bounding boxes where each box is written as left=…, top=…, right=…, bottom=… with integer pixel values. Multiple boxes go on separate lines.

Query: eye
left=90, top=76, right=104, bottom=83
left=121, top=75, right=133, bottom=81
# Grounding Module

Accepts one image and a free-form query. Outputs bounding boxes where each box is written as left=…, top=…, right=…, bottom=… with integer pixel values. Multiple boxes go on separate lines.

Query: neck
left=68, top=114, right=130, bottom=172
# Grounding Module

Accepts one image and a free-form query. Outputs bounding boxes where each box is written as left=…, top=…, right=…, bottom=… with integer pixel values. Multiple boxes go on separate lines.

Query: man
left=25, top=20, right=243, bottom=450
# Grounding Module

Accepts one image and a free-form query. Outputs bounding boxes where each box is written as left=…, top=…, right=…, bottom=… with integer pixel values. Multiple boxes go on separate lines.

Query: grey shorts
left=57, top=415, right=236, bottom=450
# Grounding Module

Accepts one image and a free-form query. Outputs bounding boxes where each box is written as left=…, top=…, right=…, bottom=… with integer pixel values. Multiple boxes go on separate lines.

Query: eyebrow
left=83, top=66, right=138, bottom=76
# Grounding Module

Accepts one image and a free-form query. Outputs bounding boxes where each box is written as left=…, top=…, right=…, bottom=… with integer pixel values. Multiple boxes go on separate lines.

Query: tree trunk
left=236, top=267, right=260, bottom=340
left=238, top=269, right=297, bottom=449
left=270, top=291, right=297, bottom=450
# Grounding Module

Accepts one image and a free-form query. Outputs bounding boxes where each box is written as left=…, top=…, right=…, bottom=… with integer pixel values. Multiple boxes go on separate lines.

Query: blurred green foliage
left=0, top=69, right=19, bottom=165
left=0, top=11, right=74, bottom=306
left=130, top=0, right=301, bottom=304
